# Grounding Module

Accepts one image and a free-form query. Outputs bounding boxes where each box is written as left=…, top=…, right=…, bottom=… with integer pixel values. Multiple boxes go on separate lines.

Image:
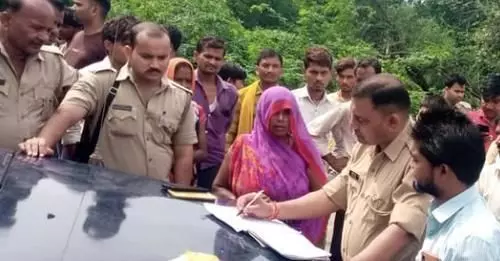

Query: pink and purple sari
left=229, top=86, right=328, bottom=244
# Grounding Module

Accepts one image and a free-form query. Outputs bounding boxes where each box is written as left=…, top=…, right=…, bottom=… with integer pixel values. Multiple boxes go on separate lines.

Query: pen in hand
left=236, top=190, right=265, bottom=216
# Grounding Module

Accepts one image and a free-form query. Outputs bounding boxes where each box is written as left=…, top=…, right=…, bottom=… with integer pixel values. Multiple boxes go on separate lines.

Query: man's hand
left=236, top=192, right=274, bottom=218
left=18, top=137, right=54, bottom=157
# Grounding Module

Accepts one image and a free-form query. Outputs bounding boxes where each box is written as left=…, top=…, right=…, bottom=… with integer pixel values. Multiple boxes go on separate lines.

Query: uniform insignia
left=111, top=104, right=132, bottom=111
left=349, top=170, right=360, bottom=181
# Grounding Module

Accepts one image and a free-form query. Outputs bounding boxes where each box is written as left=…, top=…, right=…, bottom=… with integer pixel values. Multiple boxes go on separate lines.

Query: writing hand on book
left=236, top=192, right=275, bottom=219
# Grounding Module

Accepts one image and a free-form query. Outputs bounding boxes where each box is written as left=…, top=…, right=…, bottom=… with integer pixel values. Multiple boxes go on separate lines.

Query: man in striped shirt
left=411, top=108, right=500, bottom=261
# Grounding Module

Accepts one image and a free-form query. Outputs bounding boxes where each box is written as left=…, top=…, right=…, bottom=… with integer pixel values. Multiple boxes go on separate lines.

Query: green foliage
left=109, top=0, right=500, bottom=114
left=226, top=0, right=299, bottom=29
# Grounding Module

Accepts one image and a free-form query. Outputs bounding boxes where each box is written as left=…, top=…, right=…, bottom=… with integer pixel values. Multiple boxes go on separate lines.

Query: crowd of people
left=1, top=0, right=500, bottom=260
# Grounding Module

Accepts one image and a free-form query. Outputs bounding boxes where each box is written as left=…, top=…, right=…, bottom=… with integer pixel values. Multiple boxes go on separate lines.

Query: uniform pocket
left=34, top=87, right=58, bottom=121
left=365, top=192, right=393, bottom=224
left=159, top=116, right=179, bottom=145
left=107, top=107, right=138, bottom=136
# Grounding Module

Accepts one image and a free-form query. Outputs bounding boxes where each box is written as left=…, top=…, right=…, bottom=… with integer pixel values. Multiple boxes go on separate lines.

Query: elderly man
left=0, top=0, right=78, bottom=151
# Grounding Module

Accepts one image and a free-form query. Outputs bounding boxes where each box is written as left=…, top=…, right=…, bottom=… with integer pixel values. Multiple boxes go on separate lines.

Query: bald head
left=126, top=22, right=172, bottom=84
left=2, top=0, right=56, bottom=55
left=6, top=0, right=55, bottom=14
left=352, top=73, right=411, bottom=114
left=128, top=22, right=171, bottom=49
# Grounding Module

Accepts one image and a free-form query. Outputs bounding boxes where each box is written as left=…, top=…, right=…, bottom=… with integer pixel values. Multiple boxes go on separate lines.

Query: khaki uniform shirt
left=61, top=65, right=197, bottom=181
left=323, top=123, right=430, bottom=260
left=0, top=43, right=78, bottom=150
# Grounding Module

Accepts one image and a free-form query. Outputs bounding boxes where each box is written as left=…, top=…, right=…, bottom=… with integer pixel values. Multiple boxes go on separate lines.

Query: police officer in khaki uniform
left=0, top=0, right=78, bottom=151
left=237, top=74, right=431, bottom=261
left=20, top=22, right=198, bottom=185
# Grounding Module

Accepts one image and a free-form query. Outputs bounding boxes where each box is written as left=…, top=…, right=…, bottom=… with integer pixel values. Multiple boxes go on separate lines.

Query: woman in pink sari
left=213, top=86, right=328, bottom=244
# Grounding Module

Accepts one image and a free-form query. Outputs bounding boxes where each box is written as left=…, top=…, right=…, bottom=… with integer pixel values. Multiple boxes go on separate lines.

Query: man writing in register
left=237, top=74, right=431, bottom=261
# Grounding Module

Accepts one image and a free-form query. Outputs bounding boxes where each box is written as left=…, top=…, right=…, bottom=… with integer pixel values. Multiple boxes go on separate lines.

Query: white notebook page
left=204, top=203, right=331, bottom=260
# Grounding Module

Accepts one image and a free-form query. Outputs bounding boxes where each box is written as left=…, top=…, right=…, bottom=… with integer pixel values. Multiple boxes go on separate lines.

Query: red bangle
left=267, top=202, right=279, bottom=220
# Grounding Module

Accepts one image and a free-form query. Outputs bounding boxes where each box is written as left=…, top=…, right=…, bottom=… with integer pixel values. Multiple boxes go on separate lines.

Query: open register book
left=204, top=203, right=331, bottom=260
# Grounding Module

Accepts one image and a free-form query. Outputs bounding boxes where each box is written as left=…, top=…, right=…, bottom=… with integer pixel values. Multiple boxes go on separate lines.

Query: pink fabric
left=468, top=109, right=497, bottom=150
left=229, top=86, right=327, bottom=244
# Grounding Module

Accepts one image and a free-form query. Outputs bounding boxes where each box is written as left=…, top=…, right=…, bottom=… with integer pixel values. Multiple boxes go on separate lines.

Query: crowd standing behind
left=2, top=0, right=500, bottom=260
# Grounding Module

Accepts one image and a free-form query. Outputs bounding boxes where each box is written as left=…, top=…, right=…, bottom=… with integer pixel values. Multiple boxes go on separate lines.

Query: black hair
left=48, top=0, right=64, bottom=12
left=102, top=15, right=139, bottom=45
left=218, top=62, right=247, bottom=81
left=412, top=108, right=485, bottom=186
left=94, top=0, right=110, bottom=18
left=128, top=22, right=169, bottom=48
left=164, top=25, right=182, bottom=52
left=256, top=48, right=283, bottom=66
left=62, top=7, right=82, bottom=28
left=357, top=58, right=382, bottom=74
left=444, top=74, right=467, bottom=88
left=481, top=73, right=500, bottom=101
left=335, top=57, right=357, bottom=74
left=352, top=73, right=411, bottom=113
left=4, top=0, right=23, bottom=12
left=195, top=36, right=225, bottom=55
left=304, top=46, right=333, bottom=69
left=420, top=95, right=451, bottom=111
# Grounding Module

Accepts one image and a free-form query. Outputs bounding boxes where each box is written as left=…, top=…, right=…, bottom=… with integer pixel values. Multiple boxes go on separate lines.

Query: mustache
left=146, top=68, right=162, bottom=74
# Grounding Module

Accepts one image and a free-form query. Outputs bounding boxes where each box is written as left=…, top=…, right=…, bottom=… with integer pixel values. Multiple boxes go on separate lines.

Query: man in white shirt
left=478, top=119, right=500, bottom=221
left=292, top=47, right=336, bottom=124
left=302, top=57, right=357, bottom=172
left=327, top=57, right=357, bottom=103
left=292, top=47, right=354, bottom=172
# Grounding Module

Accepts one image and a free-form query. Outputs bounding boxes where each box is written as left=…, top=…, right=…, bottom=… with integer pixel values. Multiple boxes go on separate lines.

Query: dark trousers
left=196, top=165, right=220, bottom=189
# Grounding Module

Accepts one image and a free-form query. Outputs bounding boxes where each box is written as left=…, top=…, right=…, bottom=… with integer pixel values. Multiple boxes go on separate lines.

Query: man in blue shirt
left=410, top=108, right=500, bottom=261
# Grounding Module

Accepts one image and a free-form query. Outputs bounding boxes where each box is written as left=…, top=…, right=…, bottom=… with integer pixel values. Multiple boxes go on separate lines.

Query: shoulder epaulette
left=80, top=58, right=116, bottom=74
left=168, top=79, right=193, bottom=94
left=40, top=45, right=63, bottom=56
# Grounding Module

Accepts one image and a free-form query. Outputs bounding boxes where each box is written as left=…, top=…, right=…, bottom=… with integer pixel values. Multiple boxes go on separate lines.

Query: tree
left=109, top=0, right=500, bottom=113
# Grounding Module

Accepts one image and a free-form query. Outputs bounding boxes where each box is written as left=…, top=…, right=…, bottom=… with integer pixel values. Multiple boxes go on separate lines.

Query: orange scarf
left=165, top=57, right=195, bottom=91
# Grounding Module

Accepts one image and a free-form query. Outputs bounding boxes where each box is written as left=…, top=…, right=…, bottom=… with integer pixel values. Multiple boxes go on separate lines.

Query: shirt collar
left=430, top=186, right=479, bottom=224
left=0, top=41, right=44, bottom=62
left=195, top=70, right=229, bottom=90
left=382, top=122, right=412, bottom=162
left=296, top=86, right=329, bottom=103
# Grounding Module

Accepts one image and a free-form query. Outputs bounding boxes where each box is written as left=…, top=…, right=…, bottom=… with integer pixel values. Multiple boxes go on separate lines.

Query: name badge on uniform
left=0, top=79, right=5, bottom=86
left=111, top=104, right=132, bottom=111
left=421, top=251, right=440, bottom=261
left=349, top=170, right=360, bottom=181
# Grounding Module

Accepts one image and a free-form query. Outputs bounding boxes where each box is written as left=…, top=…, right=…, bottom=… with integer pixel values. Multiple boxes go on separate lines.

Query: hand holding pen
left=236, top=190, right=277, bottom=219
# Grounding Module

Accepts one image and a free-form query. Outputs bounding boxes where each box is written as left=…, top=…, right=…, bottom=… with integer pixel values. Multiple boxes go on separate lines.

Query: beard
left=413, top=179, right=440, bottom=198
